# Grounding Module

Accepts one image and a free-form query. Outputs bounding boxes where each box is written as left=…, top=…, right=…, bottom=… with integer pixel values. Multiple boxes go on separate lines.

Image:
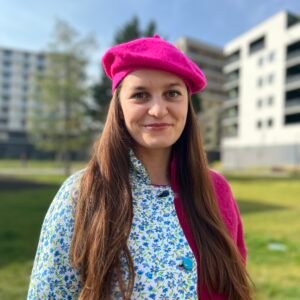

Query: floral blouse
left=27, top=151, right=198, bottom=299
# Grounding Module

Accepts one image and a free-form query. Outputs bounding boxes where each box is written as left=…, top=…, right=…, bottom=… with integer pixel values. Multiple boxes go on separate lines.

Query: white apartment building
left=0, top=47, right=45, bottom=157
left=222, top=11, right=300, bottom=169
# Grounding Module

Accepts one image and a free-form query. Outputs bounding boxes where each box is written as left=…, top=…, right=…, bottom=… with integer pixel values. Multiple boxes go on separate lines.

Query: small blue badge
left=182, top=257, right=193, bottom=271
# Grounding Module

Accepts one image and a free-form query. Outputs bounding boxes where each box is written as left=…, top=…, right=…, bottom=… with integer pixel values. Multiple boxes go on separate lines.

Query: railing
left=286, top=74, right=300, bottom=84
left=286, top=49, right=300, bottom=61
left=222, top=129, right=238, bottom=138
left=223, top=111, right=238, bottom=119
left=225, top=55, right=240, bottom=66
left=285, top=98, right=300, bottom=107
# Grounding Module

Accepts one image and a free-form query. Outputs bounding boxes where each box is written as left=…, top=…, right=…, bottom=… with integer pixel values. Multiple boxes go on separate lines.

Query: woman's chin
left=137, top=140, right=175, bottom=150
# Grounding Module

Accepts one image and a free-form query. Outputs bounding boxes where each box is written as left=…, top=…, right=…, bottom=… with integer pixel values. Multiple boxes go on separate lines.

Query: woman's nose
left=148, top=96, right=168, bottom=118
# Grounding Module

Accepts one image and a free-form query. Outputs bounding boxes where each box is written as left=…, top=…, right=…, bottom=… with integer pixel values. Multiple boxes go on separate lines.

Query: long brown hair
left=71, top=86, right=253, bottom=299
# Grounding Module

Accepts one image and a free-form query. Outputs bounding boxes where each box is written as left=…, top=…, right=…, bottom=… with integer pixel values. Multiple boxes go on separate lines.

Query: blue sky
left=1, top=0, right=300, bottom=78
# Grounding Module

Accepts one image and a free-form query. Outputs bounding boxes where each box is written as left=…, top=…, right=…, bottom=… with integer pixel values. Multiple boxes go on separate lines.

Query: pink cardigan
left=171, top=168, right=247, bottom=300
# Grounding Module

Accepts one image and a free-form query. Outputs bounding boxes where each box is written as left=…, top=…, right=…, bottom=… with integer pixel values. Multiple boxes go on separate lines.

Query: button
left=182, top=257, right=193, bottom=271
left=157, top=190, right=169, bottom=198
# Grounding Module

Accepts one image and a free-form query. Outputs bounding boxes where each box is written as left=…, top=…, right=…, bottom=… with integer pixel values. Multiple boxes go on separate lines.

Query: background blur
left=1, top=0, right=300, bottom=299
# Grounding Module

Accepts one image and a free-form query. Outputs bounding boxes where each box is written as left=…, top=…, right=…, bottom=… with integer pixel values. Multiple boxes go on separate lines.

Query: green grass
left=0, top=159, right=86, bottom=169
left=230, top=178, right=300, bottom=299
left=0, top=174, right=299, bottom=299
left=0, top=178, right=61, bottom=300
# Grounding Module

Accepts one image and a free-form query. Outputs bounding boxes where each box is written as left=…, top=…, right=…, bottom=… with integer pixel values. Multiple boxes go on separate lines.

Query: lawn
left=0, top=173, right=299, bottom=299
left=228, top=176, right=300, bottom=300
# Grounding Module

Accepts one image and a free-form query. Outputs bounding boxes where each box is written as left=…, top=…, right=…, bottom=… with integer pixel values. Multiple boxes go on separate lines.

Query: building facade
left=176, top=37, right=226, bottom=162
left=0, top=47, right=46, bottom=157
left=222, top=11, right=300, bottom=169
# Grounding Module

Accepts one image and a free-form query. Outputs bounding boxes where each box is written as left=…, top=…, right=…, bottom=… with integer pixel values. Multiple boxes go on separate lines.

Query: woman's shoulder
left=58, top=169, right=85, bottom=195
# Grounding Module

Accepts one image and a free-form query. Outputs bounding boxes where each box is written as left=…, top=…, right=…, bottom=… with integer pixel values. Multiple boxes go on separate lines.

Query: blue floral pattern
left=27, top=151, right=198, bottom=299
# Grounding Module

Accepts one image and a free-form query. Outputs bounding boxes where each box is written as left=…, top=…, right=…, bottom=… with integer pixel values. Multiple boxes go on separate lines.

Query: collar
left=129, top=149, right=152, bottom=185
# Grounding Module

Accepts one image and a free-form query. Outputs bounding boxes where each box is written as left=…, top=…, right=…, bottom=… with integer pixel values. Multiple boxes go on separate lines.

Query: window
left=258, top=57, right=264, bottom=66
left=0, top=118, right=8, bottom=124
left=37, top=53, right=45, bottom=62
left=285, top=112, right=300, bottom=124
left=23, top=52, right=30, bottom=60
left=2, top=106, right=9, bottom=113
left=249, top=36, right=265, bottom=55
left=2, top=60, right=11, bottom=68
left=269, top=51, right=275, bottom=62
left=267, top=118, right=273, bottom=127
left=2, top=94, right=10, bottom=101
left=257, top=99, right=263, bottom=108
left=23, top=62, right=30, bottom=70
left=268, top=74, right=274, bottom=84
left=256, top=120, right=262, bottom=129
left=257, top=77, right=263, bottom=87
left=2, top=83, right=10, bottom=90
left=3, top=49, right=12, bottom=57
left=2, top=71, right=11, bottom=79
left=36, top=64, right=45, bottom=72
left=268, top=96, right=274, bottom=105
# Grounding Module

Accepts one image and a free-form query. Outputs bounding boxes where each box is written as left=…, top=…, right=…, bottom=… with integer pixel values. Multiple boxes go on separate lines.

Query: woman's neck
left=134, top=147, right=171, bottom=185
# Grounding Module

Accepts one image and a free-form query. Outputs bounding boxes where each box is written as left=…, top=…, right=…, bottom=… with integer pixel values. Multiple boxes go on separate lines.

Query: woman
left=28, top=35, right=252, bottom=299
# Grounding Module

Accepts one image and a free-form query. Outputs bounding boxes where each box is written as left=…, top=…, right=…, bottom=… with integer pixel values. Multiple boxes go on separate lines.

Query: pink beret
left=101, top=35, right=207, bottom=94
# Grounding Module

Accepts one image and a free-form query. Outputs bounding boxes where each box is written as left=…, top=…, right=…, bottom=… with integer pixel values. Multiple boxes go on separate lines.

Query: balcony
left=285, top=112, right=300, bottom=125
left=224, top=87, right=239, bottom=106
left=224, top=50, right=240, bottom=72
left=286, top=40, right=300, bottom=67
left=286, top=74, right=300, bottom=91
left=222, top=106, right=238, bottom=126
left=222, top=116, right=238, bottom=126
left=285, top=98, right=300, bottom=114
left=224, top=71, right=239, bottom=90
left=286, top=49, right=300, bottom=61
left=188, top=52, right=224, bottom=69
left=249, top=36, right=265, bottom=55
left=223, top=97, right=238, bottom=108
left=222, top=123, right=238, bottom=138
left=287, top=13, right=300, bottom=28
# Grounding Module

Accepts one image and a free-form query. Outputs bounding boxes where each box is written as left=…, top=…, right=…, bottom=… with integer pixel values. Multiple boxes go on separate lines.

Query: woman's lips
left=143, top=123, right=172, bottom=130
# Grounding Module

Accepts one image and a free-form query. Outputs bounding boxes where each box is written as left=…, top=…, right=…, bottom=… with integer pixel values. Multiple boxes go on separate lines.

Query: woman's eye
left=166, top=90, right=181, bottom=98
left=132, top=92, right=148, bottom=99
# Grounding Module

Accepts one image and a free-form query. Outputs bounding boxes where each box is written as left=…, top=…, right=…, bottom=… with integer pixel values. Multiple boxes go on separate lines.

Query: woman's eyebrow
left=129, top=86, right=147, bottom=92
left=128, top=82, right=184, bottom=92
left=164, top=82, right=184, bottom=88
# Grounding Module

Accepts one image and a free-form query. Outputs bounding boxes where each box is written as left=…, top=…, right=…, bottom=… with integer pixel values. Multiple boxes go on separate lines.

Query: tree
left=90, top=16, right=157, bottom=122
left=28, top=20, right=96, bottom=176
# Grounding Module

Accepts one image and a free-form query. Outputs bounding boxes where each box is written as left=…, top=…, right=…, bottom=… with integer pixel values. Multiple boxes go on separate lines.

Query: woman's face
left=119, top=69, right=189, bottom=152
